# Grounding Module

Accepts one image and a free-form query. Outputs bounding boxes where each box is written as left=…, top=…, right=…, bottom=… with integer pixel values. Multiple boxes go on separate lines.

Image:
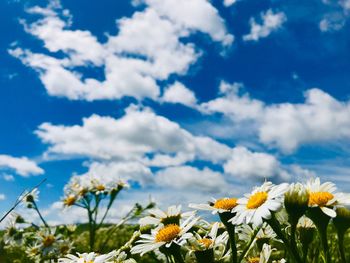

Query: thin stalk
left=97, top=192, right=119, bottom=229
left=219, top=212, right=237, bottom=263
left=33, top=201, right=49, bottom=228
left=238, top=227, right=260, bottom=263
left=266, top=215, right=302, bottom=263
left=290, top=218, right=302, bottom=262
left=0, top=179, right=46, bottom=223
left=315, top=221, right=330, bottom=263
left=337, top=229, right=346, bottom=263
left=195, top=249, right=215, bottom=263
left=87, top=206, right=96, bottom=251
left=302, top=244, right=309, bottom=263
left=169, top=244, right=184, bottom=263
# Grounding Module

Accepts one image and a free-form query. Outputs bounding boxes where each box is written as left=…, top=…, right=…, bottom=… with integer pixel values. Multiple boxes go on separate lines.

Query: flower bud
left=333, top=207, right=350, bottom=233
left=284, top=183, right=309, bottom=222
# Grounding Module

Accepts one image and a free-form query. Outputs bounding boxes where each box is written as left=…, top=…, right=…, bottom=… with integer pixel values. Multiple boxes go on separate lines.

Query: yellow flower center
left=96, top=185, right=105, bottom=191
left=64, top=195, right=76, bottom=206
left=247, top=257, right=260, bottom=263
left=247, top=192, right=268, bottom=209
left=155, top=224, right=181, bottom=243
left=199, top=238, right=213, bottom=248
left=79, top=188, right=88, bottom=196
left=308, top=192, right=334, bottom=207
left=213, top=198, right=238, bottom=210
left=43, top=235, right=55, bottom=247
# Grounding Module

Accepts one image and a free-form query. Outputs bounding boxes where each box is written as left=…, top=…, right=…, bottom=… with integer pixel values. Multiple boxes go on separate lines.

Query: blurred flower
left=284, top=183, right=309, bottom=221
left=139, top=205, right=195, bottom=226
left=58, top=251, right=117, bottom=263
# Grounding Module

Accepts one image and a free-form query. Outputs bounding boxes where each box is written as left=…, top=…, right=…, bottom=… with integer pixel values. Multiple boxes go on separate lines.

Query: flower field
left=1, top=177, right=350, bottom=263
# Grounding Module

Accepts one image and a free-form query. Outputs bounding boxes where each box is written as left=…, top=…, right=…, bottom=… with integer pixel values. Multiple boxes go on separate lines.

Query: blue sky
left=1, top=0, right=350, bottom=224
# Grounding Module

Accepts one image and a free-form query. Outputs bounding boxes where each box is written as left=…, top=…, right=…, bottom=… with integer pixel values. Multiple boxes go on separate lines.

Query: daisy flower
left=230, top=182, right=289, bottom=227
left=189, top=197, right=238, bottom=214
left=21, top=188, right=40, bottom=206
left=305, top=177, right=350, bottom=218
left=244, top=243, right=273, bottom=263
left=58, top=251, right=117, bottom=263
left=139, top=205, right=195, bottom=226
left=131, top=215, right=199, bottom=256
left=189, top=222, right=228, bottom=251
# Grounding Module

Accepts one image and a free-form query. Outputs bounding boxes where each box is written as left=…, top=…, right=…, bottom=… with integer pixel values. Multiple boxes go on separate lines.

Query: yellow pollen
left=308, top=192, right=334, bottom=207
left=199, top=238, right=213, bottom=248
left=43, top=235, right=55, bottom=247
left=247, top=192, right=268, bottom=209
left=247, top=257, right=260, bottom=263
left=155, top=224, right=181, bottom=243
left=213, top=198, right=238, bottom=210
left=79, top=188, right=88, bottom=196
left=96, top=185, right=105, bottom=191
left=64, top=195, right=76, bottom=206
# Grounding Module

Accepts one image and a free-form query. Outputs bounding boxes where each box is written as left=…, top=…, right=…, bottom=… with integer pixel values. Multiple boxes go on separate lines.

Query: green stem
left=169, top=244, right=184, bottom=263
left=195, top=249, right=215, bottom=263
left=290, top=218, right=302, bottom=262
left=319, top=225, right=330, bottom=263
left=238, top=227, right=260, bottom=263
left=337, top=229, right=346, bottom=263
left=266, top=215, right=302, bottom=263
left=219, top=212, right=237, bottom=263
left=307, top=208, right=331, bottom=263
left=87, top=207, right=95, bottom=251
left=302, top=244, right=309, bottom=263
left=33, top=201, right=49, bottom=228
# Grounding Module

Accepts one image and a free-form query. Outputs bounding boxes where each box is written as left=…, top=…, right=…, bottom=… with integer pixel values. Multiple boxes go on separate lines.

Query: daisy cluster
left=2, top=177, right=350, bottom=263
left=124, top=177, right=350, bottom=263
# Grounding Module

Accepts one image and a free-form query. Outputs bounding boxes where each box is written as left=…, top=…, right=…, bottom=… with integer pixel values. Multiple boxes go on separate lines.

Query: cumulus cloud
left=200, top=82, right=350, bottom=153
left=0, top=155, right=44, bottom=177
left=137, top=0, right=234, bottom=45
left=223, top=147, right=289, bottom=180
left=259, top=89, right=350, bottom=152
left=319, top=13, right=346, bottom=32
left=243, top=9, right=287, bottom=41
left=200, top=82, right=264, bottom=121
left=36, top=105, right=232, bottom=165
left=223, top=0, right=237, bottom=7
left=0, top=194, right=6, bottom=201
left=156, top=165, right=228, bottom=193
left=2, top=174, right=15, bottom=182
left=10, top=0, right=232, bottom=101
left=162, top=82, right=197, bottom=107
left=76, top=161, right=154, bottom=186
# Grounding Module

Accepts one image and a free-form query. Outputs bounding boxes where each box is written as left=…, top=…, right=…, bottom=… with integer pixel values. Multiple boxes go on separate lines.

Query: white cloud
left=156, top=165, right=228, bottom=193
left=0, top=155, right=44, bottom=177
left=36, top=105, right=232, bottom=165
left=162, top=82, right=197, bottom=106
left=243, top=9, right=287, bottom=42
left=2, top=174, right=15, bottom=182
left=137, top=0, right=234, bottom=45
left=223, top=147, right=289, bottom=180
left=0, top=194, right=6, bottom=201
left=77, top=161, right=154, bottom=186
left=10, top=0, right=232, bottom=101
left=319, top=14, right=346, bottom=32
left=200, top=83, right=350, bottom=153
left=200, top=82, right=264, bottom=121
left=259, top=89, right=350, bottom=152
left=223, top=0, right=237, bottom=7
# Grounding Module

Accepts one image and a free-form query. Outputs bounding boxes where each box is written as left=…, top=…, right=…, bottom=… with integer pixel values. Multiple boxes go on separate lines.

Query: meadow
left=0, top=177, right=349, bottom=263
